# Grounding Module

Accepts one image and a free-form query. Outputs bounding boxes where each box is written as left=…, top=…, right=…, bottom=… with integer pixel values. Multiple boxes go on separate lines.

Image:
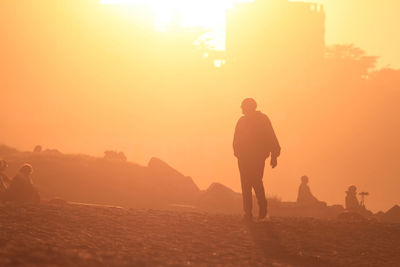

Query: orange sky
left=99, top=0, right=400, bottom=68
left=307, top=0, right=400, bottom=68
left=0, top=0, right=399, bottom=212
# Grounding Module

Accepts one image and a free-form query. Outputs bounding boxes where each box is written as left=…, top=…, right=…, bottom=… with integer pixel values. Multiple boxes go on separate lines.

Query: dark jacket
left=233, top=111, right=280, bottom=160
left=4, top=173, right=40, bottom=203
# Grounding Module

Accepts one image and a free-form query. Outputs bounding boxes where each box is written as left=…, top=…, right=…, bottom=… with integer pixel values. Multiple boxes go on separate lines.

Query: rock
left=381, top=205, right=400, bottom=223
left=104, top=151, right=127, bottom=161
left=148, top=157, right=185, bottom=179
left=48, top=198, right=68, bottom=205
left=33, top=145, right=43, bottom=153
left=0, top=146, right=201, bottom=209
left=43, top=149, right=62, bottom=156
left=197, top=183, right=242, bottom=214
left=327, top=204, right=345, bottom=217
left=337, top=212, right=367, bottom=222
left=148, top=157, right=200, bottom=204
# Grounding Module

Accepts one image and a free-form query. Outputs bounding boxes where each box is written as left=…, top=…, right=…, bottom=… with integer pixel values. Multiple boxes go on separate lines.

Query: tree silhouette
left=325, top=44, right=378, bottom=79
left=369, top=68, right=400, bottom=91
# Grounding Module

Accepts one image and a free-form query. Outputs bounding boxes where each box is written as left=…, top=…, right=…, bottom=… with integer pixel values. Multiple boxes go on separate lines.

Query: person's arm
left=233, top=119, right=242, bottom=158
left=265, top=116, right=280, bottom=168
left=270, top=123, right=281, bottom=159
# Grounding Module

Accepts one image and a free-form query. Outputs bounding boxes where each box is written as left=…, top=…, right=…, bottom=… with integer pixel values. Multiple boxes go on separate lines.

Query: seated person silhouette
left=296, top=175, right=322, bottom=207
left=5, top=164, right=40, bottom=204
left=0, top=160, right=11, bottom=201
left=345, top=185, right=361, bottom=212
left=345, top=185, right=374, bottom=218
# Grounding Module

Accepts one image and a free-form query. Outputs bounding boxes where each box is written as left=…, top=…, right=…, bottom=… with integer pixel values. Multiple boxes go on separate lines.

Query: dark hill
left=0, top=144, right=385, bottom=220
left=381, top=205, right=400, bottom=223
left=0, top=145, right=199, bottom=209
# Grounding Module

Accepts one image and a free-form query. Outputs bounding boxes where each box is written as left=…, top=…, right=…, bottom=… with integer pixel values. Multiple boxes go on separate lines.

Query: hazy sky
left=0, top=0, right=398, bottom=212
left=102, top=0, right=400, bottom=68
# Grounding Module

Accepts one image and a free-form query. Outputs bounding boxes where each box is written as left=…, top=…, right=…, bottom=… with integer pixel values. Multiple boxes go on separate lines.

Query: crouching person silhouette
left=233, top=98, right=280, bottom=221
left=5, top=164, right=40, bottom=204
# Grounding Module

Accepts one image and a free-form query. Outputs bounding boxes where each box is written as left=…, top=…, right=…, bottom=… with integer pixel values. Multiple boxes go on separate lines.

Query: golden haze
left=0, top=0, right=399, bottom=212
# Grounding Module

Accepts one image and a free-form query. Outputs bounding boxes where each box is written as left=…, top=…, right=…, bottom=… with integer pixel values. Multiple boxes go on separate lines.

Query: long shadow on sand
left=246, top=221, right=336, bottom=267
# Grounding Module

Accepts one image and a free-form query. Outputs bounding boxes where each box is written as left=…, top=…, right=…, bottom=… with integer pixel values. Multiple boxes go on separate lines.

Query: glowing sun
left=100, top=0, right=252, bottom=49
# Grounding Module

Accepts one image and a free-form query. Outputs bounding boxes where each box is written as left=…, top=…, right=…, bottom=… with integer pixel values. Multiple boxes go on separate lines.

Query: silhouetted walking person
left=233, top=98, right=280, bottom=220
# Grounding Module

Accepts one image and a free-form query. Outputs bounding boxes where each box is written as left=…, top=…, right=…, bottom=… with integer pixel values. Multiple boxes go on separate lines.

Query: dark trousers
left=238, top=158, right=267, bottom=217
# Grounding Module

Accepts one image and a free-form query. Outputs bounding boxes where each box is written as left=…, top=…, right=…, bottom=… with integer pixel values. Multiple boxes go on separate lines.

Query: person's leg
left=253, top=179, right=267, bottom=219
left=240, top=176, right=253, bottom=218
left=238, top=159, right=253, bottom=218
left=251, top=159, right=267, bottom=219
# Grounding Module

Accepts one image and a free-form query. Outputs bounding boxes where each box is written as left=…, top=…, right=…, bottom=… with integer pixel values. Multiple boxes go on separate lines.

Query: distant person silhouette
left=296, top=175, right=321, bottom=206
left=5, top=164, right=40, bottom=204
left=345, top=185, right=373, bottom=218
left=0, top=160, right=11, bottom=200
left=345, top=185, right=361, bottom=212
left=233, top=98, right=280, bottom=221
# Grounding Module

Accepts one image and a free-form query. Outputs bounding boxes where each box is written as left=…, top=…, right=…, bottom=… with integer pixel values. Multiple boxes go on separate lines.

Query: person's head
left=19, top=164, right=33, bottom=177
left=301, top=175, right=309, bottom=184
left=241, top=98, right=257, bottom=115
left=0, top=160, right=8, bottom=172
left=347, top=185, right=357, bottom=195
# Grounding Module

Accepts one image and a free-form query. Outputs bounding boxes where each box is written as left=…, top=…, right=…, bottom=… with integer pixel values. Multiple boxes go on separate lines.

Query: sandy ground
left=0, top=203, right=399, bottom=266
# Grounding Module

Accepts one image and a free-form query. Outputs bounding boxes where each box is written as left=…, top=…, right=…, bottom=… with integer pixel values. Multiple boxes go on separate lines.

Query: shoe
left=257, top=215, right=271, bottom=222
left=258, top=208, right=267, bottom=220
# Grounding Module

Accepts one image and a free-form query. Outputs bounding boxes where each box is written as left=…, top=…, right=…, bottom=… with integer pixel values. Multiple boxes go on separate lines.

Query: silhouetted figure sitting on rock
left=345, top=185, right=361, bottom=212
left=296, top=175, right=323, bottom=207
left=0, top=160, right=11, bottom=201
left=345, top=185, right=373, bottom=218
left=5, top=164, right=40, bottom=204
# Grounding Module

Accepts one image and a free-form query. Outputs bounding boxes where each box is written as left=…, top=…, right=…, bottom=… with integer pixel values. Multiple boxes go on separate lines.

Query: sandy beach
left=0, top=203, right=399, bottom=266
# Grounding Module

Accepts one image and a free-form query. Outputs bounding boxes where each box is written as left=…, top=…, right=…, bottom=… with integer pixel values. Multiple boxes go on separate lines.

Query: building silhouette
left=226, top=0, right=325, bottom=69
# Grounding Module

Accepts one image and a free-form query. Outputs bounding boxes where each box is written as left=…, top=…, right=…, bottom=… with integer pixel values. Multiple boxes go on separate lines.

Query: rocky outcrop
left=380, top=205, right=400, bottom=223
left=0, top=145, right=200, bottom=209
left=148, top=157, right=200, bottom=205
left=196, top=183, right=242, bottom=214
